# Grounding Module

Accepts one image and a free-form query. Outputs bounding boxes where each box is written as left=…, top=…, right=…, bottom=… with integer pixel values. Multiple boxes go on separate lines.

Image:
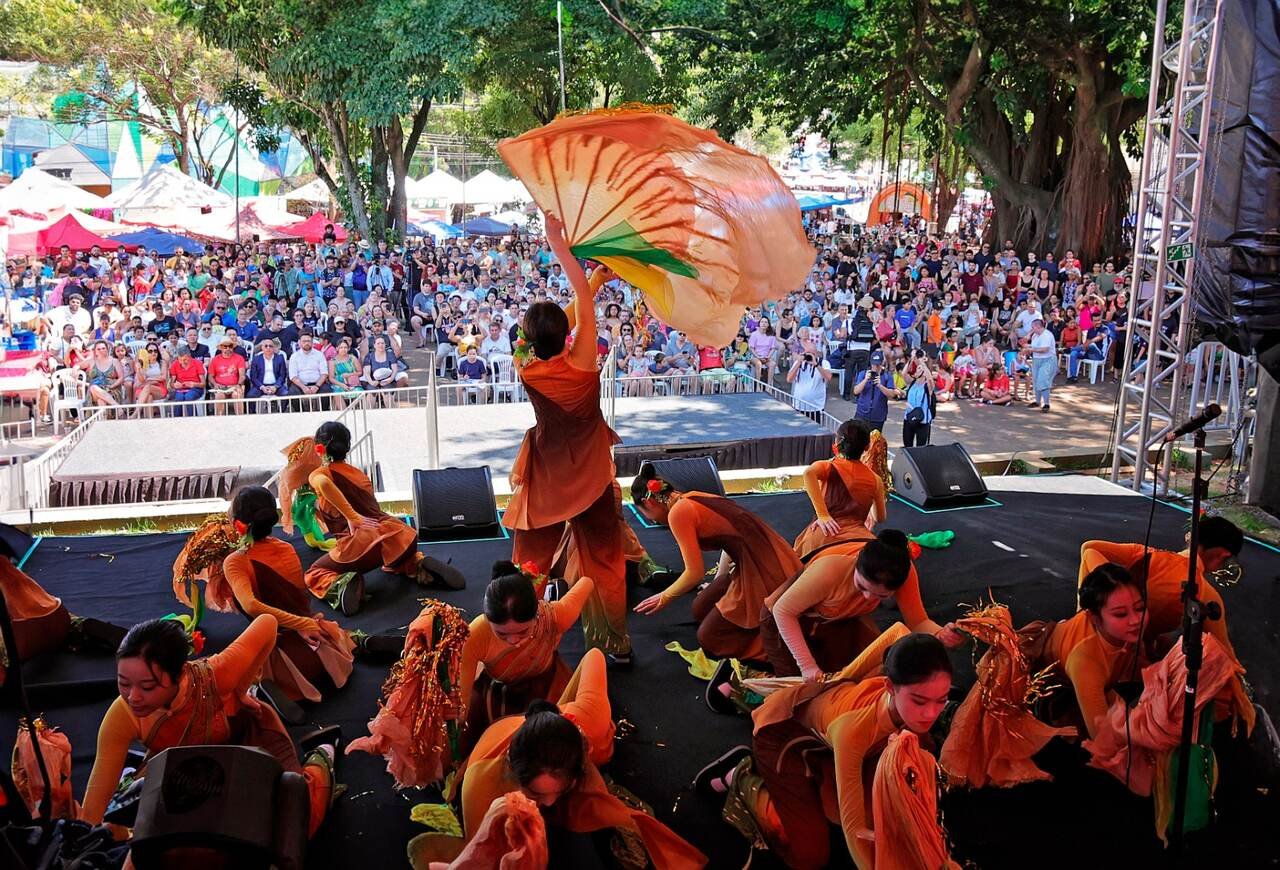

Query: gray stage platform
left=52, top=392, right=831, bottom=500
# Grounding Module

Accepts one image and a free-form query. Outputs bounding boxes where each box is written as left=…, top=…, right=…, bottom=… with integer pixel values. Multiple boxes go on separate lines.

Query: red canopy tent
left=283, top=212, right=348, bottom=244
left=36, top=213, right=114, bottom=255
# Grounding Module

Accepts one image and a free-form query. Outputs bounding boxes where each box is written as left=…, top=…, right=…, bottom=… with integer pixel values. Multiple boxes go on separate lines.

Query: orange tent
left=868, top=182, right=933, bottom=224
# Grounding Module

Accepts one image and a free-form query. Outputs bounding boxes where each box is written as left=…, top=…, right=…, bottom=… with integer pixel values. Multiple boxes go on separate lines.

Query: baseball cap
left=869, top=350, right=885, bottom=366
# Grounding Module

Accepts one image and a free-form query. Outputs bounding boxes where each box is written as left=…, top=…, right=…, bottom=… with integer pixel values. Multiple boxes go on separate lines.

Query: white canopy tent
left=408, top=169, right=464, bottom=204
left=33, top=144, right=112, bottom=189
left=284, top=177, right=332, bottom=204
left=0, top=167, right=108, bottom=213
left=460, top=169, right=518, bottom=205
left=104, top=163, right=232, bottom=219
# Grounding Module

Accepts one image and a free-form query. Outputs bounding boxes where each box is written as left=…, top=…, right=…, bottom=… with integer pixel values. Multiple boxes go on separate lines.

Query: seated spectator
left=247, top=338, right=290, bottom=405
left=455, top=344, right=488, bottom=404
left=83, top=339, right=125, bottom=409
left=134, top=341, right=168, bottom=417
left=168, top=343, right=206, bottom=417
left=952, top=348, right=977, bottom=398
left=329, top=337, right=364, bottom=409
left=979, top=362, right=1013, bottom=405
left=288, top=331, right=332, bottom=400
left=207, top=335, right=247, bottom=415
left=935, top=359, right=955, bottom=402
left=1067, top=323, right=1110, bottom=383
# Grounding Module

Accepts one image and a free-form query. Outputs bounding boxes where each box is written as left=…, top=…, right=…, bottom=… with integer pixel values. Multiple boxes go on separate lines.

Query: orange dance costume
left=762, top=540, right=934, bottom=677
left=223, top=537, right=354, bottom=703
left=793, top=456, right=885, bottom=559
left=0, top=555, right=72, bottom=673
left=744, top=627, right=952, bottom=870
left=81, top=615, right=333, bottom=837
left=457, top=649, right=705, bottom=869
left=504, top=268, right=629, bottom=656
left=458, top=576, right=595, bottom=749
left=659, top=492, right=801, bottom=661
left=1078, top=541, right=1254, bottom=732
left=304, top=461, right=422, bottom=601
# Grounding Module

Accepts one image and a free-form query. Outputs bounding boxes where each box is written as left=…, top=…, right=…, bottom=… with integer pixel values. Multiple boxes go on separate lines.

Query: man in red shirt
left=207, top=336, right=247, bottom=415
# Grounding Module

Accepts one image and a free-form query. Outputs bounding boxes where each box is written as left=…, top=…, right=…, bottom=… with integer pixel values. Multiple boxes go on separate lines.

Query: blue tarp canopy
left=796, top=194, right=857, bottom=212
left=460, top=216, right=517, bottom=236
left=408, top=219, right=463, bottom=240
left=107, top=227, right=206, bottom=255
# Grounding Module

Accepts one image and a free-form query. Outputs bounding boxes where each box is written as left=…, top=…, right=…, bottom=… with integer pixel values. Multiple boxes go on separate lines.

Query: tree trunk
left=369, top=130, right=390, bottom=241
left=320, top=106, right=372, bottom=238
left=385, top=119, right=409, bottom=242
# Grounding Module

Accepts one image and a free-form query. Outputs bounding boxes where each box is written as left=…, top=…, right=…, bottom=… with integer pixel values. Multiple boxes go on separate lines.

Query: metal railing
left=262, top=389, right=380, bottom=492
left=1187, top=341, right=1256, bottom=452
left=23, top=408, right=105, bottom=509
left=0, top=416, right=36, bottom=445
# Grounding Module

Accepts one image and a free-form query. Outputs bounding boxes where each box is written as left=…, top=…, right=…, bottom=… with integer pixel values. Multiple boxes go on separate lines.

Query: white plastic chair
left=1082, top=337, right=1110, bottom=384
left=489, top=353, right=517, bottom=402
left=51, top=368, right=88, bottom=434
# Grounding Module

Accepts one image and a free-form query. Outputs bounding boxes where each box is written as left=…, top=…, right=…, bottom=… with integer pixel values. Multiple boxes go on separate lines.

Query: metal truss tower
left=1110, top=0, right=1226, bottom=493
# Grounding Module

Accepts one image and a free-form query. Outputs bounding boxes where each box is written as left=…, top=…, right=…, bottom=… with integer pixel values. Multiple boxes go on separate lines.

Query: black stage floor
left=4, top=482, right=1280, bottom=868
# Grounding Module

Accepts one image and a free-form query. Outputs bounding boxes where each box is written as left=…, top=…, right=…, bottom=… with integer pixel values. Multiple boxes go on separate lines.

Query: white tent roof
left=409, top=169, right=464, bottom=202
left=490, top=210, right=531, bottom=227
left=104, top=163, right=232, bottom=211
left=503, top=178, right=532, bottom=203
left=0, top=167, right=107, bottom=212
left=34, top=144, right=111, bottom=188
left=461, top=169, right=517, bottom=205
left=284, top=178, right=331, bottom=203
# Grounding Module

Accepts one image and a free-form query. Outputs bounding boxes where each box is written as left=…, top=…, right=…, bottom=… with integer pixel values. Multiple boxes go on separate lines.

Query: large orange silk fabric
left=498, top=110, right=814, bottom=347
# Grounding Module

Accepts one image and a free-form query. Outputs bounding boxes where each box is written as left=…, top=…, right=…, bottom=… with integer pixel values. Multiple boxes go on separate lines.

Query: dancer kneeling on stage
left=458, top=561, right=595, bottom=752
left=1078, top=517, right=1253, bottom=731
left=456, top=648, right=706, bottom=868
left=303, top=421, right=463, bottom=615
left=793, top=420, right=888, bottom=559
left=762, top=530, right=963, bottom=681
left=81, top=615, right=338, bottom=838
left=632, top=465, right=801, bottom=664
left=696, top=628, right=955, bottom=870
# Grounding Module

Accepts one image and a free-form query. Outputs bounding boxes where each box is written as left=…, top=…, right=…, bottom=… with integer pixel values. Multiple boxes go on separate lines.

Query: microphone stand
left=1169, top=426, right=1219, bottom=849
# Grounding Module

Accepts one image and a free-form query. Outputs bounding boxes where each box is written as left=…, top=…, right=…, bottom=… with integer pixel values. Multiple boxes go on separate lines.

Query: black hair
left=315, top=421, right=351, bottom=462
left=522, top=301, right=569, bottom=360
left=629, top=461, right=674, bottom=503
left=835, top=419, right=872, bottom=460
left=484, top=567, right=539, bottom=625
left=1079, top=563, right=1140, bottom=614
left=856, top=529, right=912, bottom=590
left=1198, top=516, right=1243, bottom=557
left=508, top=700, right=586, bottom=787
left=884, top=632, right=952, bottom=685
left=231, top=485, right=280, bottom=540
left=117, top=618, right=190, bottom=681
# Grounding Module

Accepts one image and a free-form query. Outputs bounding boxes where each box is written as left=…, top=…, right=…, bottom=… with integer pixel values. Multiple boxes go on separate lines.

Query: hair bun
left=492, top=559, right=519, bottom=579
left=877, top=529, right=910, bottom=551
left=525, top=699, right=561, bottom=718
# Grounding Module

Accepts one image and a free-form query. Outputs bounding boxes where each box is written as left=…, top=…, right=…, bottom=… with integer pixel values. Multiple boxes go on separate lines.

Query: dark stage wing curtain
left=49, top=466, right=240, bottom=507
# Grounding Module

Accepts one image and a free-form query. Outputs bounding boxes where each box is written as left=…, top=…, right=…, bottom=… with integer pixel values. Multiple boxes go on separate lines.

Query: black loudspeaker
left=412, top=466, right=500, bottom=540
left=130, top=745, right=308, bottom=870
left=891, top=443, right=987, bottom=509
left=648, top=456, right=725, bottom=497
left=0, top=522, right=34, bottom=562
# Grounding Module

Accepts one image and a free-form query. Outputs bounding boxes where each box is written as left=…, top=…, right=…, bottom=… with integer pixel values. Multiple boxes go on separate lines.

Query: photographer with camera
left=787, top=344, right=833, bottom=414
left=851, top=348, right=897, bottom=432
left=898, top=349, right=936, bottom=446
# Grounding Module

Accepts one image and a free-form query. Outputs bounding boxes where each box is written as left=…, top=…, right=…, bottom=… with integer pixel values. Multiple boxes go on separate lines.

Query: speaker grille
left=648, top=457, right=725, bottom=496
left=413, top=467, right=499, bottom=539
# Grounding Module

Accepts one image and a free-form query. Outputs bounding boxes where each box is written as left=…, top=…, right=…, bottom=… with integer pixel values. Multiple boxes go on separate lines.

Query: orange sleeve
left=210, top=613, right=278, bottom=698
left=458, top=617, right=489, bottom=718
left=560, top=648, right=613, bottom=766
left=553, top=575, right=595, bottom=633
left=1078, top=541, right=1144, bottom=585
left=222, top=551, right=317, bottom=633
left=1201, top=584, right=1236, bottom=661
left=892, top=567, right=932, bottom=631
left=829, top=708, right=878, bottom=870
left=81, top=699, right=140, bottom=825
left=871, top=479, right=887, bottom=526
left=801, top=461, right=832, bottom=520
left=310, top=468, right=362, bottom=525
left=1064, top=643, right=1111, bottom=739
left=659, top=500, right=709, bottom=601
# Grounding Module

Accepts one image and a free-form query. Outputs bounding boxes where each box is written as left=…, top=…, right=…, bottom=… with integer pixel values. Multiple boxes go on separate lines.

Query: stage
left=3, top=475, right=1279, bottom=868
left=46, top=391, right=831, bottom=505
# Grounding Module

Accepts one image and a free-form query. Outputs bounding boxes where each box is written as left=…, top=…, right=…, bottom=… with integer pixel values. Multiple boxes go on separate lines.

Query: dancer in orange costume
left=223, top=486, right=356, bottom=703
left=458, top=561, right=595, bottom=751
left=793, top=420, right=888, bottom=559
left=303, top=420, right=463, bottom=616
left=762, top=530, right=962, bottom=679
left=456, top=649, right=706, bottom=869
left=504, top=215, right=629, bottom=660
left=695, top=628, right=955, bottom=870
left=81, top=615, right=338, bottom=838
left=631, top=465, right=801, bottom=662
left=1077, top=516, right=1254, bottom=733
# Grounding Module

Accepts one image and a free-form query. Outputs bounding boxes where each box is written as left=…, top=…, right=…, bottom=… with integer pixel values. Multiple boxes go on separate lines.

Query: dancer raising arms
left=632, top=465, right=801, bottom=663
left=794, top=419, right=888, bottom=559
left=303, top=421, right=463, bottom=616
left=503, top=214, right=629, bottom=661
left=81, top=616, right=338, bottom=838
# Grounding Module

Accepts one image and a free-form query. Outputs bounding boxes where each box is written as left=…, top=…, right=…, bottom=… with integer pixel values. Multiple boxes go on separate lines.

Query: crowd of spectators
left=4, top=207, right=1134, bottom=440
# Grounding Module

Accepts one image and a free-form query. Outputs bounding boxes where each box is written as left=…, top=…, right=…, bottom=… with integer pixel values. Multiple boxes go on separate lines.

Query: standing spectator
left=851, top=349, right=894, bottom=431
left=168, top=343, right=206, bottom=416
left=898, top=352, right=935, bottom=446
left=786, top=347, right=832, bottom=414
left=1026, top=317, right=1057, bottom=411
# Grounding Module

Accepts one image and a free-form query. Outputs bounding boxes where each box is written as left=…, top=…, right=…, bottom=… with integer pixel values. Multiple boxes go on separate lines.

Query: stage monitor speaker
left=891, top=443, right=987, bottom=509
left=0, top=522, right=34, bottom=562
left=647, top=456, right=725, bottom=497
left=130, top=745, right=308, bottom=870
left=412, top=466, right=500, bottom=541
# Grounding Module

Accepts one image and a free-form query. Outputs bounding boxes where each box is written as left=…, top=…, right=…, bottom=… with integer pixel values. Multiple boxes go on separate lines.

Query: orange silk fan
left=497, top=109, right=814, bottom=347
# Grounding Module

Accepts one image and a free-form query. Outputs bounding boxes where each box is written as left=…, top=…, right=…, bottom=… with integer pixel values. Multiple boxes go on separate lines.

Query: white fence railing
left=22, top=408, right=105, bottom=510
left=1186, top=341, right=1255, bottom=451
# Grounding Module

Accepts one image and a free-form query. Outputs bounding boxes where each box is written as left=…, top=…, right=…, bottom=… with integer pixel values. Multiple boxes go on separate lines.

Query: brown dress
left=793, top=458, right=882, bottom=560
